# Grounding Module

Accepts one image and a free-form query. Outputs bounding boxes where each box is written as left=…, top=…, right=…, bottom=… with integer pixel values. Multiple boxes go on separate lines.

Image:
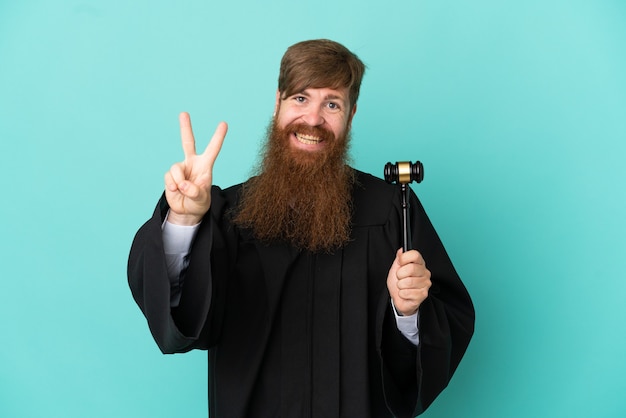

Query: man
left=128, top=39, right=474, bottom=418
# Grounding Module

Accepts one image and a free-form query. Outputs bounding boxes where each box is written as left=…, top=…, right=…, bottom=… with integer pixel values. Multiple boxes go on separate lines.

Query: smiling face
left=274, top=87, right=357, bottom=156
left=231, top=87, right=357, bottom=252
left=231, top=39, right=365, bottom=252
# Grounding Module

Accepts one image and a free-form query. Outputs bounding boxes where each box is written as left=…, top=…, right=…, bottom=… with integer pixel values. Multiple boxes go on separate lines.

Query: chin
left=288, top=146, right=325, bottom=167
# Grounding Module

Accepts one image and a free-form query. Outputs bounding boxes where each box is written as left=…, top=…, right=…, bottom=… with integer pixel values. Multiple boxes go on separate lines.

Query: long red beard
left=232, top=119, right=355, bottom=253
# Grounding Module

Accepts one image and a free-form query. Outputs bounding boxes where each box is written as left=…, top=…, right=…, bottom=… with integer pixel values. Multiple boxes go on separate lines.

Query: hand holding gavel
left=384, top=161, right=430, bottom=316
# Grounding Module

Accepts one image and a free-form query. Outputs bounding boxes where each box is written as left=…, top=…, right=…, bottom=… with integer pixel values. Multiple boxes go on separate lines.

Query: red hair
left=278, top=39, right=366, bottom=109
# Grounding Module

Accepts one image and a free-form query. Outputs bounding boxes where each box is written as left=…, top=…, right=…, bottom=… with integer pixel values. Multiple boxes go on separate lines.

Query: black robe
left=128, top=170, right=474, bottom=418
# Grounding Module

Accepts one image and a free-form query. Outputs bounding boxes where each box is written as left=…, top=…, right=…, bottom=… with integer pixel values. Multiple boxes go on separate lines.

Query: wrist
left=166, top=211, right=203, bottom=226
left=391, top=299, right=418, bottom=317
left=397, top=308, right=418, bottom=317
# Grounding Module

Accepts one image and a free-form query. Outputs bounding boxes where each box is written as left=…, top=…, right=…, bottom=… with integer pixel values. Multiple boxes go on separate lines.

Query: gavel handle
left=401, top=184, right=412, bottom=252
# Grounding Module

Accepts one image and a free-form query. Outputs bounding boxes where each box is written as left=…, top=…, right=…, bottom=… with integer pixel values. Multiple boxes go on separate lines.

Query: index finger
left=179, top=112, right=196, bottom=159
left=399, top=249, right=425, bottom=266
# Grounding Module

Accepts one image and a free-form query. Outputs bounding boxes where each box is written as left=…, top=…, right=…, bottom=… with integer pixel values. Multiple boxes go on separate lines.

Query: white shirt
left=162, top=220, right=419, bottom=345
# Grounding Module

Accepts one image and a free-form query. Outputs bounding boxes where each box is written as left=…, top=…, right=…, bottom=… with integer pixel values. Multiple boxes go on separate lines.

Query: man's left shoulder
left=352, top=169, right=398, bottom=226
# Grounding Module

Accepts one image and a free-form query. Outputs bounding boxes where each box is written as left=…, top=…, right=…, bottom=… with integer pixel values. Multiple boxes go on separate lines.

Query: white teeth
left=295, top=133, right=322, bottom=145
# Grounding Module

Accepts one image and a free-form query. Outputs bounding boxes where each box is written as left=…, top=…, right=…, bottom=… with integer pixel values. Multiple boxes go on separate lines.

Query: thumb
left=388, top=248, right=403, bottom=279
left=394, top=248, right=404, bottom=265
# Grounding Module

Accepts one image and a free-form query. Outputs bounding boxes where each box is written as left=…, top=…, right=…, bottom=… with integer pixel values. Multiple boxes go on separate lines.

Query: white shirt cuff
left=391, top=300, right=420, bottom=346
left=162, top=215, right=201, bottom=254
left=161, top=212, right=201, bottom=307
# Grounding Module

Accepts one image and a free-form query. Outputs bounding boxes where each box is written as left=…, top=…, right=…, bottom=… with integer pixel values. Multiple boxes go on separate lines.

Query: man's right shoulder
left=209, top=182, right=245, bottom=215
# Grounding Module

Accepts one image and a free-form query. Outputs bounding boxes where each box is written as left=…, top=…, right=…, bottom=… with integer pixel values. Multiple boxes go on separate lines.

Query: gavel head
left=384, top=161, right=424, bottom=184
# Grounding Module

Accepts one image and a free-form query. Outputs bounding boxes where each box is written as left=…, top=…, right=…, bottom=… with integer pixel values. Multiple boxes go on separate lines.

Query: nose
left=301, top=107, right=325, bottom=126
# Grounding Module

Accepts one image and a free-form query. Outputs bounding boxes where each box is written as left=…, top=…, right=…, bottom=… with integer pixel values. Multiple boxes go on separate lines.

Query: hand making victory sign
left=387, top=248, right=432, bottom=316
left=164, top=112, right=228, bottom=226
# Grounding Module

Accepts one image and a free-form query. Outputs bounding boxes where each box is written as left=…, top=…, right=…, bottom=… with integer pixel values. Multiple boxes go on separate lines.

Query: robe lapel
left=254, top=242, right=299, bottom=319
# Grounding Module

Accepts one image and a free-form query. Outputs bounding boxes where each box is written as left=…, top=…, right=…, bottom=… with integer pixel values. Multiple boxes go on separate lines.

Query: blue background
left=1, top=0, right=625, bottom=417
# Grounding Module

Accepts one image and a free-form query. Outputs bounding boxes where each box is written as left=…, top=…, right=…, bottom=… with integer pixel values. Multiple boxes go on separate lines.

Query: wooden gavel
left=384, top=161, right=424, bottom=252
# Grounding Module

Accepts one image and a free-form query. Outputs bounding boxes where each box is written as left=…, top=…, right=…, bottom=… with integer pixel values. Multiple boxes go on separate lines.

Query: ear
left=347, top=103, right=358, bottom=129
left=274, top=89, right=282, bottom=117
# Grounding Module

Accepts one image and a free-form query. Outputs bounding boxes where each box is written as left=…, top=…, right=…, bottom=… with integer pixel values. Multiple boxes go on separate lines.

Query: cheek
left=330, top=117, right=350, bottom=137
left=275, top=109, right=298, bottom=129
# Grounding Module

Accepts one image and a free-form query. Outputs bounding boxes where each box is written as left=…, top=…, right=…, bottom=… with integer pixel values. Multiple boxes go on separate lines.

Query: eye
left=327, top=102, right=341, bottom=111
left=294, top=96, right=306, bottom=103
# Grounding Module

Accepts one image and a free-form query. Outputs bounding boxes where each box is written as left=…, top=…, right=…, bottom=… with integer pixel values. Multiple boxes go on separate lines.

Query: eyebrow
left=295, top=89, right=347, bottom=103
left=324, top=93, right=346, bottom=102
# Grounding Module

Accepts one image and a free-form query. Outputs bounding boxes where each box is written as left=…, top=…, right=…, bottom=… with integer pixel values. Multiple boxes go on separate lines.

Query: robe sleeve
left=127, top=187, right=232, bottom=354
left=379, top=188, right=475, bottom=418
